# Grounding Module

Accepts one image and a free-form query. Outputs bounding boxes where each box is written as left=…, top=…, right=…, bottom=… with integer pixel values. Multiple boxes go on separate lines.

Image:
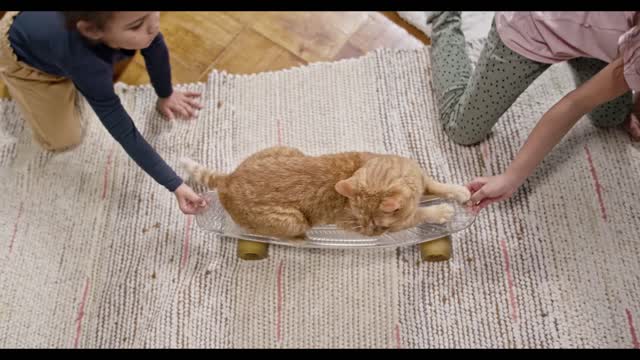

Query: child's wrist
left=504, top=167, right=527, bottom=187
left=158, top=88, right=174, bottom=100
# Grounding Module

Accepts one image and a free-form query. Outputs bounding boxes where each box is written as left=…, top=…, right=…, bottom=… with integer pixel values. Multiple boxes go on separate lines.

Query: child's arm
left=468, top=56, right=630, bottom=211
left=70, top=61, right=205, bottom=214
left=140, top=33, right=202, bottom=120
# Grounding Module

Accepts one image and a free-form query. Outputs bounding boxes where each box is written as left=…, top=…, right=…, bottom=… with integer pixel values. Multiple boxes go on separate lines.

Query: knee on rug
left=443, top=124, right=488, bottom=146
left=30, top=120, right=84, bottom=152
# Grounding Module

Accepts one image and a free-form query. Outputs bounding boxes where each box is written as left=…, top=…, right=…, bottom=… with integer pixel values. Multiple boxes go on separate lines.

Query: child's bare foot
left=624, top=113, right=640, bottom=141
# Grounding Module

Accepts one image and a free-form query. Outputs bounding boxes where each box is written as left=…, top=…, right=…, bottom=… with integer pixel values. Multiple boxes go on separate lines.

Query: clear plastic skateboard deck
left=195, top=191, right=476, bottom=249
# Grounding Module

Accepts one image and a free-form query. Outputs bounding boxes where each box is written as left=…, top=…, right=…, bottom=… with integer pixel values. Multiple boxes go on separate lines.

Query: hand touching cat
left=466, top=173, right=521, bottom=212
left=174, top=183, right=207, bottom=215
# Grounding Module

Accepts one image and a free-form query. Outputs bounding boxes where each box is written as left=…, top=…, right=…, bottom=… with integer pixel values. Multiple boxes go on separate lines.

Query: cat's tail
left=179, top=157, right=225, bottom=189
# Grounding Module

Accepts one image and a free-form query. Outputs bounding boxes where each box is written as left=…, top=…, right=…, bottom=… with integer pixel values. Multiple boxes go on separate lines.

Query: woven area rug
left=1, top=44, right=640, bottom=348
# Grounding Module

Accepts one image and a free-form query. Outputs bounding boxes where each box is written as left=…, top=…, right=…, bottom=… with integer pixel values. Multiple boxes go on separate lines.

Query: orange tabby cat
left=181, top=146, right=470, bottom=238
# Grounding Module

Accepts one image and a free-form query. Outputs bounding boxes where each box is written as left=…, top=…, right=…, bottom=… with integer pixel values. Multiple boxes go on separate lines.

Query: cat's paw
left=446, top=185, right=471, bottom=204
left=428, top=204, right=455, bottom=224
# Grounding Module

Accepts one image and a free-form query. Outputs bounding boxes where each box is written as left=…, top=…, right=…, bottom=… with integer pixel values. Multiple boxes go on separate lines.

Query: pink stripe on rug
left=277, top=118, right=283, bottom=146
left=101, top=147, right=115, bottom=200
left=500, top=239, right=518, bottom=322
left=276, top=260, right=284, bottom=343
left=626, top=309, right=640, bottom=349
left=394, top=323, right=402, bottom=348
left=180, top=216, right=193, bottom=269
left=8, top=202, right=24, bottom=255
left=73, top=277, right=91, bottom=348
left=584, top=145, right=607, bottom=221
left=481, top=142, right=491, bottom=174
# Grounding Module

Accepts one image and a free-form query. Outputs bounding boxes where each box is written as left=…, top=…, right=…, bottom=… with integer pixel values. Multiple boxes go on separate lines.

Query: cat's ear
left=380, top=186, right=406, bottom=213
left=335, top=179, right=356, bottom=198
left=380, top=197, right=402, bottom=213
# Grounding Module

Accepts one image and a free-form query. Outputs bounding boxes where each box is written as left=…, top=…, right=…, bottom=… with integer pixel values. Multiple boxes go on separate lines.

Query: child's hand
left=157, top=91, right=203, bottom=120
left=174, top=183, right=207, bottom=215
left=466, top=173, right=521, bottom=212
left=624, top=112, right=640, bottom=141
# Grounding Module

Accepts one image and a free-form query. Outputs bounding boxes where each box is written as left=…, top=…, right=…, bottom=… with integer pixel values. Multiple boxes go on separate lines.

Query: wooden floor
left=0, top=11, right=429, bottom=99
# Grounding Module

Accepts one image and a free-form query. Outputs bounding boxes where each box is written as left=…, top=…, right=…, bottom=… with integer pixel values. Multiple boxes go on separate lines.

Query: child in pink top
left=427, top=11, right=640, bottom=210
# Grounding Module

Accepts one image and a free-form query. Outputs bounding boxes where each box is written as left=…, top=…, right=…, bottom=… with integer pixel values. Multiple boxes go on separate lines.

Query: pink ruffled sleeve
left=619, top=25, right=640, bottom=91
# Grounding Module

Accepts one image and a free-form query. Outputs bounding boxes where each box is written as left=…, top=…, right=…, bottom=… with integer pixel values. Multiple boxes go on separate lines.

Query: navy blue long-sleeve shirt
left=8, top=11, right=183, bottom=192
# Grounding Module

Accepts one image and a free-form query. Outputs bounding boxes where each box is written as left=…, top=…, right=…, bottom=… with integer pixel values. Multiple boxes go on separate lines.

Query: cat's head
left=334, top=156, right=424, bottom=236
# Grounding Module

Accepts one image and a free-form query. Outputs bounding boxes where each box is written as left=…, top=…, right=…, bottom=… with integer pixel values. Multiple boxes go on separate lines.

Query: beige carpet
left=1, top=46, right=639, bottom=348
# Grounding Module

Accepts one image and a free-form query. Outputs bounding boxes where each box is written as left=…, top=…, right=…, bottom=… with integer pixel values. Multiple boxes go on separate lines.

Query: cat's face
left=335, top=156, right=424, bottom=236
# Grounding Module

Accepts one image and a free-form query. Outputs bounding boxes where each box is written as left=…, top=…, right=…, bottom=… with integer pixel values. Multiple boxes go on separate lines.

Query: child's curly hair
left=61, top=11, right=113, bottom=30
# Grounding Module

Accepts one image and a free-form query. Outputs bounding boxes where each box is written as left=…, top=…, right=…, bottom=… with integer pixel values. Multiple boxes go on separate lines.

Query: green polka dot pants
left=428, top=11, right=632, bottom=145
left=567, top=57, right=632, bottom=127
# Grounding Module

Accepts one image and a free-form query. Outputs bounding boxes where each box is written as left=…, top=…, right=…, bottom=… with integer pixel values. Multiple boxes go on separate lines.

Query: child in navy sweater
left=0, top=11, right=205, bottom=214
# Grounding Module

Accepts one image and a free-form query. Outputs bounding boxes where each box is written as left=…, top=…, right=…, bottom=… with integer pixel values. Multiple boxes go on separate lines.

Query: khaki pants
left=0, top=11, right=83, bottom=151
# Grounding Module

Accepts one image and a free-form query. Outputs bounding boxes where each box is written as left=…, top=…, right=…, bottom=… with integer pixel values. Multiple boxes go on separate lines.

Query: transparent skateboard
left=195, top=191, right=477, bottom=260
